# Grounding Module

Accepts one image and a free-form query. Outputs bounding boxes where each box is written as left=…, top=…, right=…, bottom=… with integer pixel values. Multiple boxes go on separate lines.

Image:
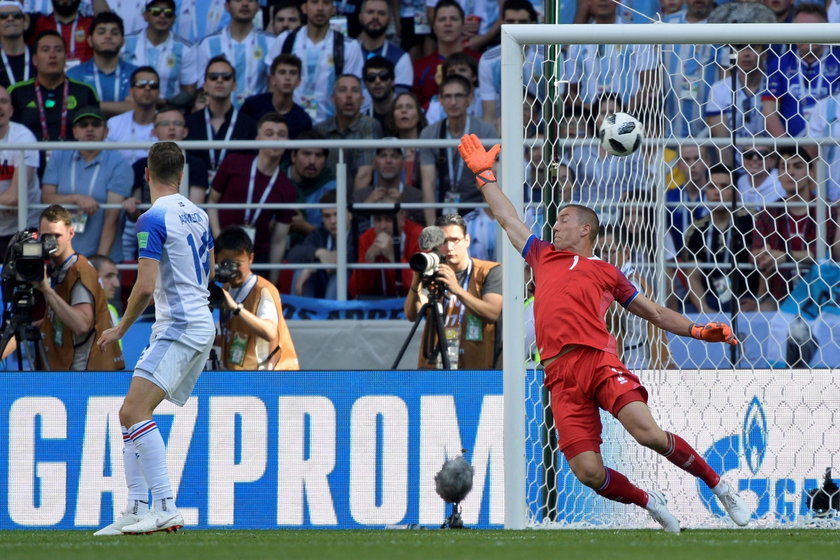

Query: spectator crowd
left=1, top=0, right=839, bottom=370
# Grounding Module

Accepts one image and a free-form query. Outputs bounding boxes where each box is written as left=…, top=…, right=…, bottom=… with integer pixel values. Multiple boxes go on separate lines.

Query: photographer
left=404, top=213, right=502, bottom=369
left=214, top=226, right=299, bottom=370
left=7, top=205, right=124, bottom=371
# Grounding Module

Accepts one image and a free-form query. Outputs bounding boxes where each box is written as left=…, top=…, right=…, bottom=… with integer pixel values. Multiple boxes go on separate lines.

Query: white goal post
left=500, top=23, right=840, bottom=530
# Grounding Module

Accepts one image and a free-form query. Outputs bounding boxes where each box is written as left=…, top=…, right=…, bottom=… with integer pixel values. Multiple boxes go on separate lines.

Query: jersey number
left=187, top=231, right=211, bottom=283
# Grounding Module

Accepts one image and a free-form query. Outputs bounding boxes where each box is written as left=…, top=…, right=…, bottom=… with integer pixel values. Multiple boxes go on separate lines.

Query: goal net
left=499, top=22, right=840, bottom=529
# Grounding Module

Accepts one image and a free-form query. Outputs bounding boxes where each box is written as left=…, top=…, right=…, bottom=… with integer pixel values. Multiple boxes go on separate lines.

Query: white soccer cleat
left=716, top=482, right=750, bottom=526
left=93, top=510, right=145, bottom=536
left=645, top=490, right=681, bottom=534
left=121, top=509, right=184, bottom=535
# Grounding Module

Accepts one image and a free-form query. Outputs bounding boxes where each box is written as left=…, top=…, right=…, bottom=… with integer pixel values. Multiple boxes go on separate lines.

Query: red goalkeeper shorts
left=545, top=345, right=648, bottom=460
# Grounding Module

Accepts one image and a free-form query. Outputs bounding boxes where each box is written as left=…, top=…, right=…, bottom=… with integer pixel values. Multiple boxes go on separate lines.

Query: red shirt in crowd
left=29, top=14, right=94, bottom=63
left=350, top=219, right=423, bottom=298
left=412, top=49, right=481, bottom=109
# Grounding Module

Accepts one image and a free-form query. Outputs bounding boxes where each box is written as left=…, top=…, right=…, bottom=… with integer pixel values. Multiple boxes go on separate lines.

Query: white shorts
left=134, top=338, right=213, bottom=406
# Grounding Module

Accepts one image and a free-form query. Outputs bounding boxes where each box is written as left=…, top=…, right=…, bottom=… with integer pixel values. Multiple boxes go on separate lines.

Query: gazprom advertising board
left=0, top=369, right=836, bottom=529
left=0, top=371, right=505, bottom=530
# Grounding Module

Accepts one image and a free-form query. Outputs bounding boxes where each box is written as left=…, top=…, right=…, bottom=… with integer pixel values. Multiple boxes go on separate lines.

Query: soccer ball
left=598, top=112, right=644, bottom=157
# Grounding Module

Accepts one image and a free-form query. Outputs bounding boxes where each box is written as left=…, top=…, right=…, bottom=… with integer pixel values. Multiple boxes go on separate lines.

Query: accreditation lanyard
left=446, top=117, right=469, bottom=187
left=51, top=252, right=79, bottom=288
left=705, top=220, right=733, bottom=263
left=93, top=64, right=121, bottom=101
left=1, top=48, right=30, bottom=84
left=445, top=259, right=472, bottom=327
left=798, top=57, right=823, bottom=102
left=55, top=16, right=79, bottom=59
left=232, top=273, right=257, bottom=303
left=244, top=158, right=280, bottom=226
left=34, top=79, right=69, bottom=140
left=205, top=106, right=238, bottom=169
left=70, top=156, right=102, bottom=197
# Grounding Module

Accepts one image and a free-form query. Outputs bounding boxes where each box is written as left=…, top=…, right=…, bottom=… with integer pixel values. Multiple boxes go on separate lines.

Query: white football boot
left=121, top=508, right=184, bottom=534
left=93, top=501, right=148, bottom=536
left=715, top=481, right=751, bottom=526
left=645, top=490, right=681, bottom=534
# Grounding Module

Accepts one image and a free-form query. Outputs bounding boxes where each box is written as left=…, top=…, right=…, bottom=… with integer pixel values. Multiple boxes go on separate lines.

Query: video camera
left=207, top=258, right=241, bottom=308
left=2, top=229, right=57, bottom=285
left=1, top=230, right=58, bottom=370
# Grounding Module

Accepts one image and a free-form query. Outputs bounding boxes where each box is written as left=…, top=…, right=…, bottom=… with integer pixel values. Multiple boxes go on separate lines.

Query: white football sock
left=128, top=420, right=175, bottom=506
left=122, top=426, right=149, bottom=507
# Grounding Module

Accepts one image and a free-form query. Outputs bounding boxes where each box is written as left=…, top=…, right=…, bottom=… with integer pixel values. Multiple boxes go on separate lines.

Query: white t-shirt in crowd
left=0, top=122, right=40, bottom=236
left=106, top=110, right=156, bottom=164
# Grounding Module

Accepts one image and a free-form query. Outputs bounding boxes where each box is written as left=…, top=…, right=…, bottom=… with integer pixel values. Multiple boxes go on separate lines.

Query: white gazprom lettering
left=418, top=395, right=462, bottom=524
left=208, top=396, right=268, bottom=525
left=460, top=395, right=504, bottom=525
left=349, top=396, right=408, bottom=525
left=74, top=398, right=125, bottom=526
left=418, top=395, right=504, bottom=525
left=156, top=398, right=199, bottom=525
left=277, top=396, right=337, bottom=526
left=8, top=397, right=67, bottom=526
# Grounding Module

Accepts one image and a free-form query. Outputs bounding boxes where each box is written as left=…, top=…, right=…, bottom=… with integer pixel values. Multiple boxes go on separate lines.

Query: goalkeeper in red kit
left=458, top=134, right=750, bottom=533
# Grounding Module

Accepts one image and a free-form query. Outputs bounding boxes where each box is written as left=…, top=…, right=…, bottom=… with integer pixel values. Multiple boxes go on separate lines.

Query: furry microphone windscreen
left=434, top=455, right=474, bottom=504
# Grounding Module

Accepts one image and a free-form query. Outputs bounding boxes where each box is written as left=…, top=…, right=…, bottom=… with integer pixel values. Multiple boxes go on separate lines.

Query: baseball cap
left=145, top=0, right=176, bottom=10
left=72, top=106, right=105, bottom=125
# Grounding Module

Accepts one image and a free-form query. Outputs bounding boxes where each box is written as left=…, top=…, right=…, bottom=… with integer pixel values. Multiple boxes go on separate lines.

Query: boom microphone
left=418, top=225, right=445, bottom=251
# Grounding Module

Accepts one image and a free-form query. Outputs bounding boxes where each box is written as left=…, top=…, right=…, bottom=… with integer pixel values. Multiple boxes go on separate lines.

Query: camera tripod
left=0, top=306, right=50, bottom=371
left=391, top=279, right=451, bottom=370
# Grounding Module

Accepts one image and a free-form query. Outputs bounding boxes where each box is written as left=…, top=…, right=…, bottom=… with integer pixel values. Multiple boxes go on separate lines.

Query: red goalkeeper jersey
left=523, top=236, right=639, bottom=361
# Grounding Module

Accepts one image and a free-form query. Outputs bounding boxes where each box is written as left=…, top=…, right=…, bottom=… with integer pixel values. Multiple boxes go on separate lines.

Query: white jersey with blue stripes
left=136, top=193, right=215, bottom=348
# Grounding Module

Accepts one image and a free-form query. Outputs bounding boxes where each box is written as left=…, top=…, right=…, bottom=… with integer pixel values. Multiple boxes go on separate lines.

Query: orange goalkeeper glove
left=458, top=134, right=500, bottom=187
left=690, top=322, right=739, bottom=345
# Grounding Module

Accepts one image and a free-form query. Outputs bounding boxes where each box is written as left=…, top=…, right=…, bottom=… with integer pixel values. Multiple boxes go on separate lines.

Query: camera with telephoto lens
left=207, top=258, right=241, bottom=308
left=215, top=258, right=241, bottom=283
left=409, top=249, right=447, bottom=302
left=409, top=250, right=442, bottom=276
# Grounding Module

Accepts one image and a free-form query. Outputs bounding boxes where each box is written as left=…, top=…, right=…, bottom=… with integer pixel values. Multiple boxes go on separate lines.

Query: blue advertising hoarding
left=0, top=370, right=504, bottom=530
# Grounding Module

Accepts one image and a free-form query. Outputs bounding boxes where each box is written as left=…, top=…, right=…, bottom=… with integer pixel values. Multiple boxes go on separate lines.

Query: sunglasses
left=0, top=12, right=25, bottom=20
left=365, top=71, right=392, bottom=83
left=133, top=79, right=160, bottom=89
left=207, top=71, right=233, bottom=82
left=148, top=7, right=175, bottom=17
left=743, top=151, right=770, bottom=159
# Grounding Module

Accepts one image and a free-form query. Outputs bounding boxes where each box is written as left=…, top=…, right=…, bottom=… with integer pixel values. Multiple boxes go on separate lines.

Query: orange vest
left=222, top=275, right=299, bottom=370
left=417, top=258, right=500, bottom=369
left=43, top=254, right=125, bottom=371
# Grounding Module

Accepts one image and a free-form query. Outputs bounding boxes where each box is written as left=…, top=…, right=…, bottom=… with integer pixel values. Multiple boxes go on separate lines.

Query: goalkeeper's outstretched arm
left=627, top=293, right=739, bottom=346
left=458, top=134, right=531, bottom=254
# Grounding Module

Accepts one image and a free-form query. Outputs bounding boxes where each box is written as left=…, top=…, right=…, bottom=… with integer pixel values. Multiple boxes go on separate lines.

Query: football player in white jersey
left=95, top=141, right=215, bottom=535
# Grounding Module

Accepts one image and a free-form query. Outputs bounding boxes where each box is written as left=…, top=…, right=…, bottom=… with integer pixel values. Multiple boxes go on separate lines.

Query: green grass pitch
left=1, top=529, right=839, bottom=560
